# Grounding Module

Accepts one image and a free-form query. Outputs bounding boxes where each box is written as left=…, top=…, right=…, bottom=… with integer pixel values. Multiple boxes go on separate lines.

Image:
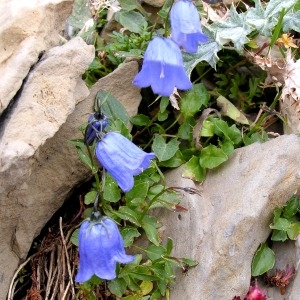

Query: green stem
left=139, top=187, right=172, bottom=222
left=164, top=0, right=175, bottom=37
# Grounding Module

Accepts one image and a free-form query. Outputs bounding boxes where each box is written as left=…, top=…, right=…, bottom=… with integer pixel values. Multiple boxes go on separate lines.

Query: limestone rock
left=0, top=55, right=140, bottom=298
left=0, top=36, right=94, bottom=299
left=0, top=0, right=73, bottom=114
left=156, top=134, right=300, bottom=299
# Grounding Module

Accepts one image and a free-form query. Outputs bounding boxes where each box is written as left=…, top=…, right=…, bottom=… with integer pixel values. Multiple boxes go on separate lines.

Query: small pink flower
left=245, top=280, right=267, bottom=300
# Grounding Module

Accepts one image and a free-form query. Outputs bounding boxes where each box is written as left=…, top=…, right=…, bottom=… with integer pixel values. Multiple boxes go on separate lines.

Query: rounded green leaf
left=251, top=243, right=275, bottom=276
left=200, top=145, right=228, bottom=169
left=152, top=136, right=180, bottom=162
left=182, top=156, right=206, bottom=182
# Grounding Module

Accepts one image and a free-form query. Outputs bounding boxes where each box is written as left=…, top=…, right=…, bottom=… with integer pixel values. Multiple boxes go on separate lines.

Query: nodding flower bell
left=85, top=112, right=108, bottom=145
left=133, top=36, right=192, bottom=96
left=170, top=0, right=208, bottom=53
left=95, top=132, right=155, bottom=192
left=75, top=212, right=135, bottom=282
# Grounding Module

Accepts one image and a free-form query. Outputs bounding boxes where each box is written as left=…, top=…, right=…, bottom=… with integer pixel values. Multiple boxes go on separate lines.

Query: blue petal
left=170, top=0, right=208, bottom=53
left=182, top=33, right=208, bottom=53
left=133, top=37, right=192, bottom=96
left=95, top=132, right=155, bottom=192
left=75, top=221, right=95, bottom=283
left=90, top=219, right=134, bottom=279
left=75, top=218, right=134, bottom=282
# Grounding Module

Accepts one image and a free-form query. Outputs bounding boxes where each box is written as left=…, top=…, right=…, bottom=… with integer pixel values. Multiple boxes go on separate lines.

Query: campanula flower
left=75, top=213, right=135, bottom=282
left=170, top=0, right=208, bottom=53
left=95, top=132, right=155, bottom=192
left=133, top=36, right=192, bottom=96
left=85, top=112, right=108, bottom=145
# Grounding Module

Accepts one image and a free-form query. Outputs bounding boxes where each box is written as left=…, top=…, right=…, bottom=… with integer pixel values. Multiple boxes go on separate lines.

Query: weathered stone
left=0, top=0, right=73, bottom=114
left=155, top=134, right=300, bottom=299
left=0, top=55, right=141, bottom=298
left=0, top=36, right=95, bottom=299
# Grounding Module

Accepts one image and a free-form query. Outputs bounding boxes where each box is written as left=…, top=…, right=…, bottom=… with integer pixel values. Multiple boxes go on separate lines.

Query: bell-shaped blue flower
left=75, top=214, right=135, bottom=282
left=85, top=112, right=108, bottom=145
left=133, top=36, right=192, bottom=96
left=170, top=0, right=208, bottom=53
left=95, top=132, right=155, bottom=192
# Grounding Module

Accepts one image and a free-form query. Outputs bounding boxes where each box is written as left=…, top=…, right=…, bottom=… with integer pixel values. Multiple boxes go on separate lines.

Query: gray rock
left=0, top=36, right=95, bottom=299
left=0, top=0, right=73, bottom=114
left=156, top=134, right=300, bottom=299
left=0, top=44, right=141, bottom=298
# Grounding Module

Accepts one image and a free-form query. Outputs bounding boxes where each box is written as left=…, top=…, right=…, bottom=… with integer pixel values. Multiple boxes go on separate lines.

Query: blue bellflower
left=170, top=0, right=208, bottom=53
left=95, top=132, right=155, bottom=192
left=133, top=36, right=192, bottom=96
left=85, top=112, right=108, bottom=145
left=75, top=215, right=135, bottom=282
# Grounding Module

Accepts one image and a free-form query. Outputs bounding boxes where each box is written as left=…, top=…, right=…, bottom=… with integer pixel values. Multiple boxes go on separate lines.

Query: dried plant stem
left=7, top=255, right=34, bottom=300
left=59, top=217, right=76, bottom=299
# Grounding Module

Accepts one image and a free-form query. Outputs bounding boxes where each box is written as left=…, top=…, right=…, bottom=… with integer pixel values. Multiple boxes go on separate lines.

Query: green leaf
left=70, top=228, right=79, bottom=246
left=149, top=288, right=162, bottom=300
left=84, top=190, right=98, bottom=205
left=283, top=10, right=300, bottom=32
left=76, top=146, right=97, bottom=172
left=120, top=227, right=141, bottom=247
left=145, top=245, right=166, bottom=260
left=103, top=174, right=121, bottom=202
left=130, top=114, right=151, bottom=126
left=118, top=0, right=140, bottom=11
left=283, top=196, right=300, bottom=219
left=152, top=136, right=180, bottom=162
left=157, top=0, right=173, bottom=20
left=142, top=215, right=161, bottom=246
left=158, top=150, right=184, bottom=168
left=269, top=8, right=285, bottom=48
left=160, top=97, right=169, bottom=114
left=247, top=0, right=295, bottom=36
left=115, top=10, right=147, bottom=34
left=211, top=118, right=242, bottom=145
left=166, top=238, right=173, bottom=256
left=181, top=258, right=198, bottom=267
left=177, top=117, right=195, bottom=140
left=243, top=131, right=269, bottom=146
left=121, top=227, right=141, bottom=247
left=158, top=110, right=169, bottom=122
left=200, top=120, right=214, bottom=137
left=140, top=281, right=153, bottom=296
left=200, top=145, right=228, bottom=169
left=251, top=243, right=275, bottom=276
left=216, top=95, right=250, bottom=125
left=96, top=90, right=129, bottom=125
left=183, top=33, right=221, bottom=74
left=271, top=229, right=288, bottom=242
left=108, top=278, right=127, bottom=297
left=287, top=222, right=300, bottom=239
left=125, top=181, right=149, bottom=205
left=211, top=6, right=252, bottom=51
left=180, top=84, right=210, bottom=117
left=182, top=156, right=206, bottom=181
left=270, top=217, right=291, bottom=231
left=148, top=188, right=180, bottom=210
left=114, top=206, right=142, bottom=226
left=221, top=140, right=234, bottom=156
